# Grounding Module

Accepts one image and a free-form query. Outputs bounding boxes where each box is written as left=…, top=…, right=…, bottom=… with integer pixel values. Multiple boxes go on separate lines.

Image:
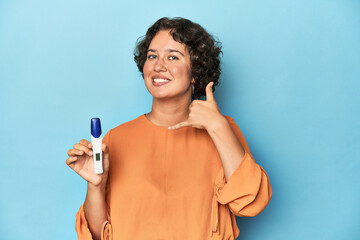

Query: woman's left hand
left=168, top=82, right=224, bottom=131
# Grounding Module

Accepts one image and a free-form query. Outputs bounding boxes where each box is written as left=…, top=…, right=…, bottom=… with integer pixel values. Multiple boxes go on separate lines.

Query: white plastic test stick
left=91, top=118, right=103, bottom=174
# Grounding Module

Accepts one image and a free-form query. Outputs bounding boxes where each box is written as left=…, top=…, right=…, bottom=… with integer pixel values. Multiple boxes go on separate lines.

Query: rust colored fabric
left=75, top=114, right=272, bottom=240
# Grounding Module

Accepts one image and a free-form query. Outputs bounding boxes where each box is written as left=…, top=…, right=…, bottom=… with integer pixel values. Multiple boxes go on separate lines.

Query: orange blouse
left=75, top=114, right=272, bottom=240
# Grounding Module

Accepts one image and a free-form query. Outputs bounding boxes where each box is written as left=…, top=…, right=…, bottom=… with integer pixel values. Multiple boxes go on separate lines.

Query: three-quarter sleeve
left=74, top=130, right=113, bottom=240
left=75, top=203, right=94, bottom=239
left=215, top=116, right=272, bottom=217
left=75, top=203, right=112, bottom=240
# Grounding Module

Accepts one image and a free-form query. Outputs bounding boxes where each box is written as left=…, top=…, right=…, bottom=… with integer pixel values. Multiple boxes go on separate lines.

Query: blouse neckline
left=140, top=114, right=190, bottom=131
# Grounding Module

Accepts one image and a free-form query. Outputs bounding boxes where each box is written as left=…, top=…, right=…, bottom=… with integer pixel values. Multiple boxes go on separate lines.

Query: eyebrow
left=147, top=48, right=185, bottom=56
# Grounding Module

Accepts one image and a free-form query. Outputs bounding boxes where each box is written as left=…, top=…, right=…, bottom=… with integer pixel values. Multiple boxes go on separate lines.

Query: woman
left=66, top=17, right=272, bottom=240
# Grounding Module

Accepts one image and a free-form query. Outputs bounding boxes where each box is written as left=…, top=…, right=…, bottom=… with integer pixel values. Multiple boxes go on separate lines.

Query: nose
left=154, top=58, right=167, bottom=72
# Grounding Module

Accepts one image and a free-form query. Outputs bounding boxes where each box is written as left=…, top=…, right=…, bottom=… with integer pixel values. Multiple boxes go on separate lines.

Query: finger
left=102, top=143, right=109, bottom=153
left=102, top=143, right=109, bottom=162
left=80, top=139, right=92, bottom=148
left=65, top=156, right=77, bottom=166
left=102, top=144, right=110, bottom=172
left=168, top=120, right=191, bottom=130
left=206, top=82, right=215, bottom=102
left=74, top=143, right=93, bottom=156
left=67, top=149, right=85, bottom=156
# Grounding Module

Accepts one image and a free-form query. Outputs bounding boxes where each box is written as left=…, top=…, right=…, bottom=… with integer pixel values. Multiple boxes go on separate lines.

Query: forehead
left=149, top=30, right=188, bottom=53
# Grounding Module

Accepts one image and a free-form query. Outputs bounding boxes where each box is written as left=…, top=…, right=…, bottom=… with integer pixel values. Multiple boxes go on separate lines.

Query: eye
left=147, top=54, right=157, bottom=59
left=169, top=56, right=179, bottom=60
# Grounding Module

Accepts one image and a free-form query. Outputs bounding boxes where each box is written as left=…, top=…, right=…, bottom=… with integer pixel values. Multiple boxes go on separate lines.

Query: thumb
left=102, top=143, right=110, bottom=172
left=206, top=82, right=215, bottom=102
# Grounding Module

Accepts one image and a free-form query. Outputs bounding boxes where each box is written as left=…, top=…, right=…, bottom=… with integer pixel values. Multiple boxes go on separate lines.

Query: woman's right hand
left=66, top=139, right=109, bottom=188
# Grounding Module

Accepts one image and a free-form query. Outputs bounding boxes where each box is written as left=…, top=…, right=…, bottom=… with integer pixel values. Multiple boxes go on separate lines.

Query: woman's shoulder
left=102, top=115, right=146, bottom=146
left=222, top=114, right=236, bottom=124
left=222, top=114, right=233, bottom=120
left=109, top=114, right=145, bottom=134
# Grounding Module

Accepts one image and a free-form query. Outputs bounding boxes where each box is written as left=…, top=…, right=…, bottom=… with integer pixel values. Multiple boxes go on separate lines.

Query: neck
left=146, top=96, right=192, bottom=127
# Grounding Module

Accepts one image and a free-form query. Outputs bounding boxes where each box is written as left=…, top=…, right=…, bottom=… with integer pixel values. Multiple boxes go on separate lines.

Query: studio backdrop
left=0, top=0, right=359, bottom=239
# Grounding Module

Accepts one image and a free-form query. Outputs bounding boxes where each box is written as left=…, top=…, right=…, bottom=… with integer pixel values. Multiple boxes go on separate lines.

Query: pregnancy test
left=91, top=118, right=103, bottom=174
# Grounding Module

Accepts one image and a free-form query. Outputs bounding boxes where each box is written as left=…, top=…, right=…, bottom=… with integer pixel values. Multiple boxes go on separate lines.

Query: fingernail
left=89, top=150, right=93, bottom=155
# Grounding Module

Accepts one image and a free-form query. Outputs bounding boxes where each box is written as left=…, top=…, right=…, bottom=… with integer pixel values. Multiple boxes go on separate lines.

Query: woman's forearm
left=83, top=184, right=107, bottom=240
left=207, top=116, right=245, bottom=182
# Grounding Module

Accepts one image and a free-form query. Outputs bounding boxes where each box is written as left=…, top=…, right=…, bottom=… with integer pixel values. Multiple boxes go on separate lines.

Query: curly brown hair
left=134, top=17, right=222, bottom=100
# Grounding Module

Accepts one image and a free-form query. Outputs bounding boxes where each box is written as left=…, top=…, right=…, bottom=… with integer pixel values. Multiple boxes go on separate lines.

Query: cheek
left=143, top=61, right=151, bottom=76
left=170, top=64, right=192, bottom=79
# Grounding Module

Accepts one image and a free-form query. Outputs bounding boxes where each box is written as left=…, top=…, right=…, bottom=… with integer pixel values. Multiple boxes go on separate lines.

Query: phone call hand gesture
left=168, top=82, right=224, bottom=131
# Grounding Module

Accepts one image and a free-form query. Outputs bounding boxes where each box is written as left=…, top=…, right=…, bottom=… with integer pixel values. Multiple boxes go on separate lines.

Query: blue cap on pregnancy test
left=91, top=118, right=102, bottom=138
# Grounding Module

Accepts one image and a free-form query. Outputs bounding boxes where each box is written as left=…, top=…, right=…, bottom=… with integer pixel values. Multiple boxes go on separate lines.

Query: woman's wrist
left=87, top=181, right=107, bottom=194
left=207, top=114, right=227, bottom=134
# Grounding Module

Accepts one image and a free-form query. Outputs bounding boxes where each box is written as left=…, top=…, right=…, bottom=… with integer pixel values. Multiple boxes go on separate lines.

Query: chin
left=151, top=93, right=172, bottom=99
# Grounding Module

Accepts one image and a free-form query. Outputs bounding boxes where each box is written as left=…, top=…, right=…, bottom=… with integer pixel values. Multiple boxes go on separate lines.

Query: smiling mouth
left=153, top=78, right=170, bottom=83
left=152, top=77, right=171, bottom=87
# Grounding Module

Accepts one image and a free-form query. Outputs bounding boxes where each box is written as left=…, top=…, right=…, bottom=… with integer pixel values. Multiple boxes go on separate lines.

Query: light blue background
left=0, top=0, right=359, bottom=239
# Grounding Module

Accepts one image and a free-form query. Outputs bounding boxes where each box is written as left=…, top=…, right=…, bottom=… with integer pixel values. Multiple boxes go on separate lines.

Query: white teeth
left=153, top=78, right=170, bottom=83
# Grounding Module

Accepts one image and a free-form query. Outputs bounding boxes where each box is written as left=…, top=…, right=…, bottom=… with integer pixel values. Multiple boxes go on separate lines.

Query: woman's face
left=143, top=30, right=194, bottom=100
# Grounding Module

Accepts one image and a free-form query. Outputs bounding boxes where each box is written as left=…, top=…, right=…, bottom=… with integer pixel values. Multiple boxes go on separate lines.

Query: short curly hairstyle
left=134, top=17, right=222, bottom=100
